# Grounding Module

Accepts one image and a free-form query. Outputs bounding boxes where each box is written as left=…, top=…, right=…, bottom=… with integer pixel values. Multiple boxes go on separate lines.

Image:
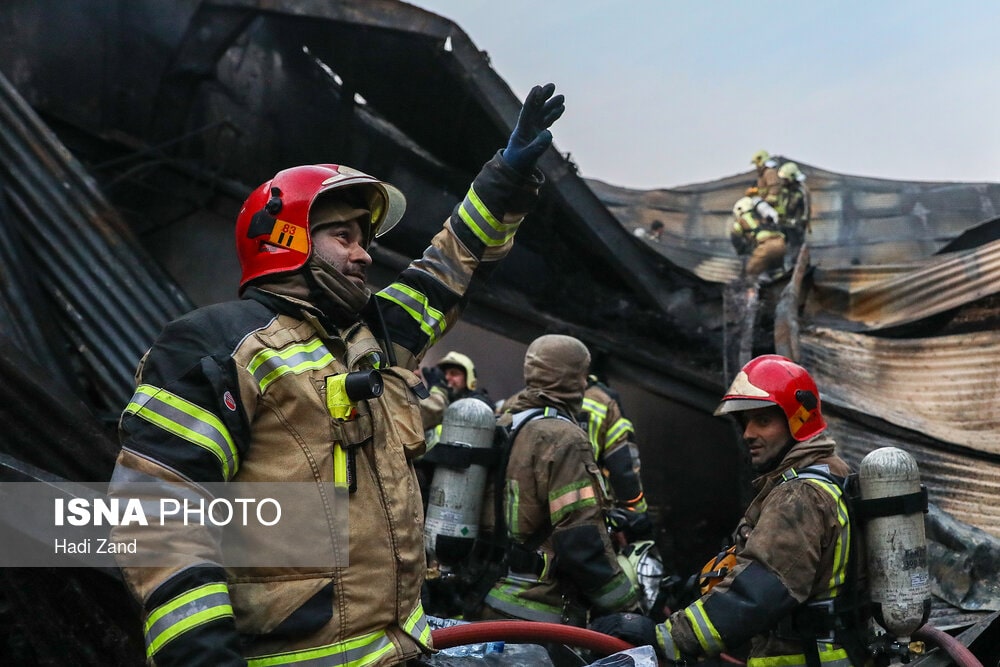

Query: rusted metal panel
left=807, top=238, right=1000, bottom=330
left=802, top=327, right=1000, bottom=453
left=829, top=412, right=1000, bottom=540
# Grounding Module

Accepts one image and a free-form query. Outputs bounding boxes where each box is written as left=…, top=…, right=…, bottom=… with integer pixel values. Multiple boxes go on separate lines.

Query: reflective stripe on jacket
left=658, top=434, right=861, bottom=666
left=485, top=407, right=638, bottom=623
left=112, top=153, right=541, bottom=667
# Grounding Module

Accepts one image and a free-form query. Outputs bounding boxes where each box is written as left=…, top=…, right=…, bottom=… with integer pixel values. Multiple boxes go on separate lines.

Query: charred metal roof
left=1, top=0, right=1000, bottom=662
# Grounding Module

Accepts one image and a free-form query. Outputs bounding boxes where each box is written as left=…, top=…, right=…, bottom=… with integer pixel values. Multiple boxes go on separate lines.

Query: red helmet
left=714, top=354, right=827, bottom=441
left=235, top=164, right=406, bottom=290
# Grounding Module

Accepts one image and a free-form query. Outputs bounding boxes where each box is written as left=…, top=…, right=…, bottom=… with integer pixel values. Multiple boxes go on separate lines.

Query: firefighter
left=482, top=334, right=640, bottom=625
left=731, top=195, right=786, bottom=282
left=428, top=351, right=492, bottom=408
left=749, top=149, right=781, bottom=205
left=108, top=83, right=565, bottom=667
left=775, top=161, right=811, bottom=264
left=599, top=355, right=867, bottom=666
left=581, top=375, right=652, bottom=542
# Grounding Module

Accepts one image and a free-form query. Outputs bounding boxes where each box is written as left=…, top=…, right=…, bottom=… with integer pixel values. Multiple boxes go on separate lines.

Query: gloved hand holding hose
left=502, top=83, right=565, bottom=175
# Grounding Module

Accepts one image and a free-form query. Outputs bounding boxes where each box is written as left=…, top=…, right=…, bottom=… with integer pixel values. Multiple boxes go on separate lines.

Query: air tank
left=423, top=398, right=496, bottom=566
left=859, top=447, right=930, bottom=639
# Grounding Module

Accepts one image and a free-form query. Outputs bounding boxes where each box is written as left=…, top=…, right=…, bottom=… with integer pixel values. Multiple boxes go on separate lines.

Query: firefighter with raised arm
left=598, top=355, right=869, bottom=666
left=109, top=83, right=564, bottom=667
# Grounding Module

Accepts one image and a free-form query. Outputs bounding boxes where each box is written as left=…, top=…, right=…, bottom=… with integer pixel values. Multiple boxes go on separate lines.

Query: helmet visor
left=713, top=398, right=776, bottom=416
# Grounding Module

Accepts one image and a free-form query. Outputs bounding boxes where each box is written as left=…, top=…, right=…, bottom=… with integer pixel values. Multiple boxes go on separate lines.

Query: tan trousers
left=746, top=235, right=786, bottom=278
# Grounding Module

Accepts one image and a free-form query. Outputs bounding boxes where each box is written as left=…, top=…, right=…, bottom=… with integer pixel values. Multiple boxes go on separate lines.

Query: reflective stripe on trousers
left=246, top=603, right=429, bottom=666
left=747, top=645, right=852, bottom=667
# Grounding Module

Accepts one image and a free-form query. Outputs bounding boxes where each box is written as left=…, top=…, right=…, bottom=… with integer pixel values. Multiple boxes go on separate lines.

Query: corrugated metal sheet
left=829, top=413, right=1000, bottom=540
left=0, top=69, right=193, bottom=411
left=589, top=164, right=1000, bottom=283
left=808, top=239, right=1000, bottom=330
left=801, top=327, right=1000, bottom=453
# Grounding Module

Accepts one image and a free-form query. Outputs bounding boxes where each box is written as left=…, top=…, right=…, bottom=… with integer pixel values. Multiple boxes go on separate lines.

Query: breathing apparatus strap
left=778, top=467, right=869, bottom=667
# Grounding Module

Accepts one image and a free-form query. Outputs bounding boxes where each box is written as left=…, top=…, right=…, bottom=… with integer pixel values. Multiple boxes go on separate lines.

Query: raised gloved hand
left=501, top=83, right=565, bottom=175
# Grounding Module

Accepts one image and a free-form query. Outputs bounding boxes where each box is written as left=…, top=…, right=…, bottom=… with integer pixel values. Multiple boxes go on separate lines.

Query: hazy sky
left=408, top=1, right=1000, bottom=189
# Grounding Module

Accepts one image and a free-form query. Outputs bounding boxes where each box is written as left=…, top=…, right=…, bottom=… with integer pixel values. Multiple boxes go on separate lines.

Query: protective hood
left=517, top=334, right=590, bottom=416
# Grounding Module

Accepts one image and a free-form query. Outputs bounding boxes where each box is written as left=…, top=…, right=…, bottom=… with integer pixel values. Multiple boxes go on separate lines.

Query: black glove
left=589, top=612, right=658, bottom=650
left=622, top=510, right=654, bottom=542
left=501, top=83, right=565, bottom=174
left=421, top=366, right=446, bottom=391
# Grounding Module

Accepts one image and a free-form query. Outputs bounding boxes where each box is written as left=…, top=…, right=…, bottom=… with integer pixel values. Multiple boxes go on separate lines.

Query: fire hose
left=432, top=621, right=984, bottom=667
left=914, top=624, right=983, bottom=667
left=431, top=620, right=633, bottom=656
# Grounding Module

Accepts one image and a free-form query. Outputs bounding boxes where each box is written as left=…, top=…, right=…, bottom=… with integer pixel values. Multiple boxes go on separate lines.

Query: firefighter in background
left=418, top=351, right=490, bottom=433
left=731, top=195, right=786, bottom=282
left=775, top=161, right=811, bottom=264
left=600, top=355, right=868, bottom=666
left=749, top=149, right=781, bottom=205
left=582, top=374, right=652, bottom=542
left=109, top=83, right=565, bottom=667
left=482, top=334, right=640, bottom=625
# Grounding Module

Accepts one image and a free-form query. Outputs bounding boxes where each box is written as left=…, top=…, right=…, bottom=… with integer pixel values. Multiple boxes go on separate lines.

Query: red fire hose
left=914, top=624, right=983, bottom=667
left=431, top=620, right=634, bottom=656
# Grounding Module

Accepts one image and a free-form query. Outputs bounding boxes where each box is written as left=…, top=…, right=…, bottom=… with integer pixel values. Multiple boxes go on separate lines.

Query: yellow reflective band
left=248, top=631, right=395, bottom=666
left=458, top=185, right=520, bottom=247
left=747, top=646, right=850, bottom=667
left=549, top=479, right=597, bottom=524
left=805, top=478, right=851, bottom=592
left=268, top=220, right=309, bottom=254
left=248, top=338, right=334, bottom=393
left=144, top=583, right=233, bottom=658
left=403, top=602, right=431, bottom=644
left=656, top=620, right=683, bottom=661
left=685, top=599, right=725, bottom=655
left=581, top=398, right=606, bottom=458
left=377, top=283, right=446, bottom=344
left=605, top=417, right=634, bottom=446
left=126, top=385, right=239, bottom=480
left=581, top=397, right=608, bottom=418
left=486, top=583, right=564, bottom=622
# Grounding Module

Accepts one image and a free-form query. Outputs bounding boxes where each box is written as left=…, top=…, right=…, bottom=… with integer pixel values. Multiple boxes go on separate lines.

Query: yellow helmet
left=437, top=351, right=478, bottom=390
left=750, top=149, right=770, bottom=166
left=732, top=196, right=756, bottom=217
left=778, top=161, right=802, bottom=181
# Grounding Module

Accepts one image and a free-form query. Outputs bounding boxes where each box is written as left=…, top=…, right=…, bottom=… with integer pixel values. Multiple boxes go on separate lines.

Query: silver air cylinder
left=423, top=398, right=495, bottom=566
left=859, top=446, right=930, bottom=640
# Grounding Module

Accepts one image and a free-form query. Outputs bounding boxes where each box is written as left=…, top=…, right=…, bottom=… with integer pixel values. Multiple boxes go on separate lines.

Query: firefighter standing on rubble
left=109, top=84, right=565, bottom=667
left=731, top=195, right=787, bottom=282
left=775, top=161, right=811, bottom=264
left=482, top=334, right=640, bottom=625
left=749, top=149, right=782, bottom=205
left=597, top=355, right=868, bottom=666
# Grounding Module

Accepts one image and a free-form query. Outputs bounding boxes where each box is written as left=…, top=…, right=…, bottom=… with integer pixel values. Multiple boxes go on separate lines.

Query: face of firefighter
left=737, top=405, right=794, bottom=472
left=311, top=218, right=372, bottom=289
left=442, top=366, right=468, bottom=392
